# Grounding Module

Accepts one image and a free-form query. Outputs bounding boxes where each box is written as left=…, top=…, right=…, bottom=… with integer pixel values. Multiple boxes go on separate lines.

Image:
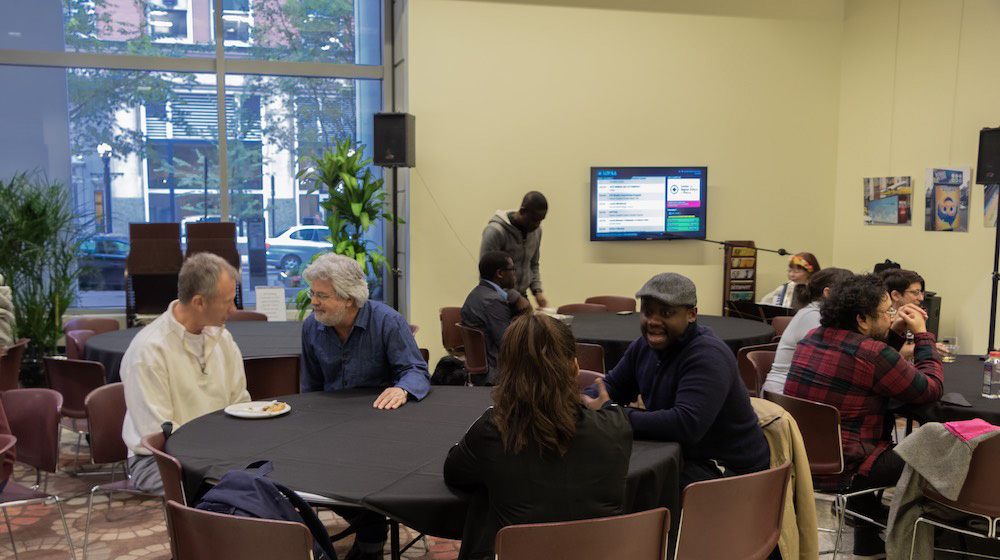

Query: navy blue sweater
left=598, top=323, right=769, bottom=474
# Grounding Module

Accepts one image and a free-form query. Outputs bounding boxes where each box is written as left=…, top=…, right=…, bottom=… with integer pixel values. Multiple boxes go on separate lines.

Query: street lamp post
left=97, top=143, right=113, bottom=233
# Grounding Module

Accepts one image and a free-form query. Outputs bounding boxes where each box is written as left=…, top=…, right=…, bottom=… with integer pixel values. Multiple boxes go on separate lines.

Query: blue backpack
left=195, top=461, right=338, bottom=560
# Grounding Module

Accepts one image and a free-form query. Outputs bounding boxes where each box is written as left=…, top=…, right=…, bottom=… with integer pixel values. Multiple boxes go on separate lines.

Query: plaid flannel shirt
left=785, top=326, right=943, bottom=484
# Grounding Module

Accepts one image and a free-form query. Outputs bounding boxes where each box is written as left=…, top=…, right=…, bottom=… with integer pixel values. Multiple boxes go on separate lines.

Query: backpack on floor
left=195, top=460, right=338, bottom=560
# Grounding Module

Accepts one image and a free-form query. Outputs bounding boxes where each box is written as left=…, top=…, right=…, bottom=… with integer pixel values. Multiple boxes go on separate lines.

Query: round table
left=570, top=312, right=775, bottom=369
left=165, top=387, right=682, bottom=542
left=85, top=321, right=303, bottom=382
left=906, top=354, right=1000, bottom=425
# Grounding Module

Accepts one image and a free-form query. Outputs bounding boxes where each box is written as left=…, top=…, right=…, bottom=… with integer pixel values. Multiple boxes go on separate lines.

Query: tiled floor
left=0, top=432, right=463, bottom=560
left=4, top=427, right=999, bottom=559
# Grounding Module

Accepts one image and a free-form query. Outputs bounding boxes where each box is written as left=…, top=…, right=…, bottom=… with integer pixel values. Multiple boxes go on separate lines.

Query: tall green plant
left=294, top=138, right=403, bottom=316
left=0, top=173, right=83, bottom=378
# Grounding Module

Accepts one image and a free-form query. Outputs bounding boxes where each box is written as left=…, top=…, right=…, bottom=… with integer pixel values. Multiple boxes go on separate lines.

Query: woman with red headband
left=759, top=252, right=821, bottom=310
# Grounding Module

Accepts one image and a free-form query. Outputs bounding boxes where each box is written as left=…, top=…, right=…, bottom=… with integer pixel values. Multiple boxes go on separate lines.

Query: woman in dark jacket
left=444, top=312, right=632, bottom=559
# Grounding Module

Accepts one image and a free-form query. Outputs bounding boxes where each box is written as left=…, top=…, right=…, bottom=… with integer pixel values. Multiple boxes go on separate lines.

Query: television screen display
left=591, top=166, right=707, bottom=241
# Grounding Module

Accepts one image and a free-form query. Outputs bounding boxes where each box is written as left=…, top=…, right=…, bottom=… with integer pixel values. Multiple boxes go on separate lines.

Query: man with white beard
left=299, top=253, right=429, bottom=560
left=299, top=253, right=429, bottom=407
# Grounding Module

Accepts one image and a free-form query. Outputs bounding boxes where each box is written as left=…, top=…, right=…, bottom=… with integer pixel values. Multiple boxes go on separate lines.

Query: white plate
left=224, top=401, right=292, bottom=419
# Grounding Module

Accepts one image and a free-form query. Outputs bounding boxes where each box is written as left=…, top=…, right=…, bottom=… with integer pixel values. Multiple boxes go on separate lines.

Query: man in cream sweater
left=121, top=252, right=251, bottom=493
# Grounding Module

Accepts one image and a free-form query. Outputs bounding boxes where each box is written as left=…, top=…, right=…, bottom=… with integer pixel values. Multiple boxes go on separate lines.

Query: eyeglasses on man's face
left=308, top=290, right=333, bottom=301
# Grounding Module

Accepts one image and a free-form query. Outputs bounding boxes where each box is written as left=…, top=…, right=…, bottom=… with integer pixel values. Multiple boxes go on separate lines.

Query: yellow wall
left=408, top=0, right=845, bottom=362
left=832, top=0, right=1000, bottom=354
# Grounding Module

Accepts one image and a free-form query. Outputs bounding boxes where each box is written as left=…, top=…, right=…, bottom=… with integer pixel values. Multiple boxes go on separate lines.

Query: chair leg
left=3, top=508, right=19, bottom=560
left=832, top=494, right=847, bottom=560
left=54, top=498, right=79, bottom=560
left=73, top=431, right=84, bottom=473
left=83, top=488, right=97, bottom=560
left=908, top=516, right=923, bottom=560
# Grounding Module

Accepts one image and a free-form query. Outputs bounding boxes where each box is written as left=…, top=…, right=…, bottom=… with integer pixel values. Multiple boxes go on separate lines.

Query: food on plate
left=263, top=401, right=287, bottom=413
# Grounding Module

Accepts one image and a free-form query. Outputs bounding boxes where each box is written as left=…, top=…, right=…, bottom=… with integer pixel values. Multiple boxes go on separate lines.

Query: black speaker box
left=373, top=113, right=415, bottom=167
left=977, top=127, right=1000, bottom=185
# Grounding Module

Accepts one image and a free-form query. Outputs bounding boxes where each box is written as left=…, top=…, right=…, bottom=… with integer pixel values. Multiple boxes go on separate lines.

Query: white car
left=265, top=225, right=332, bottom=271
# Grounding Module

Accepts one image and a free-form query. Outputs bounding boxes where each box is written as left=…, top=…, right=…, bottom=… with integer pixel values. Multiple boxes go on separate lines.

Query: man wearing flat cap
left=583, top=272, right=769, bottom=487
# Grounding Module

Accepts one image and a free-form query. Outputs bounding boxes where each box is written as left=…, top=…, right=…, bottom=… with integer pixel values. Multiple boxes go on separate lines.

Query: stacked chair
left=185, top=222, right=244, bottom=309
left=125, top=223, right=183, bottom=327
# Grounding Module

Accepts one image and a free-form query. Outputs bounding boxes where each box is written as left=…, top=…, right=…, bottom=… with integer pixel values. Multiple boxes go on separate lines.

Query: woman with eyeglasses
left=443, top=312, right=632, bottom=560
left=759, top=252, right=821, bottom=310
left=879, top=268, right=932, bottom=360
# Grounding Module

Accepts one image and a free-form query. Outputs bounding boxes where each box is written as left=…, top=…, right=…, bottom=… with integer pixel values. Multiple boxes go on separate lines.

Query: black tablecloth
left=570, top=312, right=775, bottom=369
left=165, top=387, right=682, bottom=540
left=906, top=354, right=1000, bottom=424
left=84, top=321, right=303, bottom=382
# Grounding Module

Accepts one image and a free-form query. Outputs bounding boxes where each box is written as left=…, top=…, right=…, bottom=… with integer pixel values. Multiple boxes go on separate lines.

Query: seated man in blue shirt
left=582, top=272, right=769, bottom=488
left=300, top=253, right=430, bottom=407
left=460, top=251, right=530, bottom=385
left=300, top=253, right=430, bottom=559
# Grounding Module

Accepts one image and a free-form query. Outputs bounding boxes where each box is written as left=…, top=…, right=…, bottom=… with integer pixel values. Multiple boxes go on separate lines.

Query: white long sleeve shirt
left=121, top=301, right=251, bottom=456
left=760, top=301, right=822, bottom=395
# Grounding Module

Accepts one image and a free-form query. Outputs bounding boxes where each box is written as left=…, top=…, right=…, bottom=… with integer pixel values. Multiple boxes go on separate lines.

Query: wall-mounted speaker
left=373, top=113, right=415, bottom=168
left=977, top=127, right=1000, bottom=185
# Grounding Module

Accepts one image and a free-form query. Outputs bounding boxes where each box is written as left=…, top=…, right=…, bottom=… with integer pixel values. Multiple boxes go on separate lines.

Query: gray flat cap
left=635, top=272, right=697, bottom=307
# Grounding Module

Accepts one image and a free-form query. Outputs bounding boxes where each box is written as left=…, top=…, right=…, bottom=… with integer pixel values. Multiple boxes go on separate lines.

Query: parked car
left=265, top=226, right=332, bottom=272
left=78, top=234, right=129, bottom=291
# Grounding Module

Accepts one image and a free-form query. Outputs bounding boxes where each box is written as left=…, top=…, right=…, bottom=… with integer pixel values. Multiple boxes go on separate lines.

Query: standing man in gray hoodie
left=480, top=191, right=550, bottom=308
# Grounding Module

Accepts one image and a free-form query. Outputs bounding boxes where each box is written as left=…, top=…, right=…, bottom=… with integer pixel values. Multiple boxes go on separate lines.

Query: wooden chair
left=763, top=391, right=889, bottom=559
left=439, top=307, right=464, bottom=357
left=577, top=369, right=605, bottom=392
left=557, top=303, right=608, bottom=314
left=65, top=329, right=96, bottom=360
left=771, top=316, right=793, bottom=342
left=585, top=295, right=636, bottom=313
left=736, top=342, right=777, bottom=397
left=674, top=462, right=791, bottom=560
left=0, top=338, right=29, bottom=392
left=82, top=383, right=161, bottom=558
left=63, top=317, right=120, bottom=335
left=126, top=223, right=183, bottom=327
left=166, top=500, right=314, bottom=560
left=43, top=356, right=106, bottom=472
left=0, top=388, right=77, bottom=559
left=140, top=432, right=187, bottom=506
left=575, top=342, right=606, bottom=374
left=457, top=324, right=488, bottom=385
left=243, top=355, right=300, bottom=400
left=186, top=222, right=244, bottom=309
left=495, top=507, right=670, bottom=560
left=227, top=310, right=268, bottom=322
left=908, top=434, right=1000, bottom=559
left=745, top=350, right=776, bottom=398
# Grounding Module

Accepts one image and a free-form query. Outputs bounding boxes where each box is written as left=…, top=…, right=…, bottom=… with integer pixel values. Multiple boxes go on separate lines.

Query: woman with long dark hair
left=444, top=312, right=632, bottom=560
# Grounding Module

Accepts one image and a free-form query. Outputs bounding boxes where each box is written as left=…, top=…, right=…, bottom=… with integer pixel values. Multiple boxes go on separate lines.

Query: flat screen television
left=590, top=166, right=708, bottom=241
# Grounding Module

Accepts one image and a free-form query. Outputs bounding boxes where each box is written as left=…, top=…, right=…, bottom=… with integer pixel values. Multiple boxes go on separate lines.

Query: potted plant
left=294, top=138, right=403, bottom=317
left=0, top=173, right=84, bottom=386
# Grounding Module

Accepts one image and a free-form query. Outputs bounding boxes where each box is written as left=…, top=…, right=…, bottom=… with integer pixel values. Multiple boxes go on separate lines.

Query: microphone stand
left=659, top=232, right=791, bottom=256
left=658, top=234, right=794, bottom=323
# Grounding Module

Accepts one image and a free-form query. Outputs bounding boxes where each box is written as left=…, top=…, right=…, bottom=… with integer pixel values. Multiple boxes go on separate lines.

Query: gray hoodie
left=480, top=210, right=542, bottom=297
